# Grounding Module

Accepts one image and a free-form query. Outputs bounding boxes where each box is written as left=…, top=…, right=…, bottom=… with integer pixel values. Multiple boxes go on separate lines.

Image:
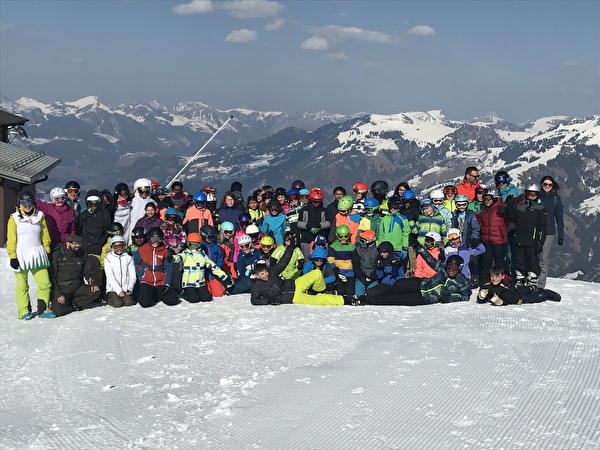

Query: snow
left=580, top=193, right=600, bottom=216
left=93, top=132, right=119, bottom=144
left=1, top=247, right=599, bottom=449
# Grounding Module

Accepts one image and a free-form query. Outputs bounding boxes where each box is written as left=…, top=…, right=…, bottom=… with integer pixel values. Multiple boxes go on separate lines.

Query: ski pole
left=166, top=115, right=234, bottom=189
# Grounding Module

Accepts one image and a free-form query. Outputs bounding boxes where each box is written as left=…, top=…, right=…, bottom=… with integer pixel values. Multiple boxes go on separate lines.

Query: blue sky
left=1, top=0, right=598, bottom=123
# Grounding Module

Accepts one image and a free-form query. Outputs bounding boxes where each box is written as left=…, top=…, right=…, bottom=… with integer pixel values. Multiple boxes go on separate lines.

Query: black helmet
left=18, top=191, right=35, bottom=207
left=64, top=180, right=81, bottom=190
left=114, top=182, right=130, bottom=196
left=200, top=224, right=218, bottom=238
left=274, top=187, right=287, bottom=197
left=445, top=254, right=464, bottom=271
left=131, top=226, right=146, bottom=239
left=147, top=227, right=164, bottom=244
left=494, top=171, right=511, bottom=185
left=370, top=180, right=389, bottom=196
left=387, top=196, right=402, bottom=210
left=291, top=180, right=305, bottom=190
left=107, top=222, right=124, bottom=236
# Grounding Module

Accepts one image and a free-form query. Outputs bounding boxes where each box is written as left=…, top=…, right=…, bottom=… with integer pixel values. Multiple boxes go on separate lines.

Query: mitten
left=490, top=294, right=503, bottom=306
left=338, top=274, right=347, bottom=283
left=397, top=249, right=407, bottom=260
left=478, top=289, right=489, bottom=300
left=468, top=237, right=480, bottom=247
left=10, top=258, right=20, bottom=270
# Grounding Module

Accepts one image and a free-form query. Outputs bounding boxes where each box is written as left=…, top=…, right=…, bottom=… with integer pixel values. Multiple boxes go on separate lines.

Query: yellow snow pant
left=292, top=269, right=344, bottom=306
left=14, top=268, right=51, bottom=318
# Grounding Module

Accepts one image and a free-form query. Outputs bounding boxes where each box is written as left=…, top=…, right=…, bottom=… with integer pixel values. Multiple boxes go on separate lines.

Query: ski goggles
left=188, top=242, right=201, bottom=249
left=194, top=201, right=206, bottom=208
left=148, top=235, right=162, bottom=244
left=165, top=215, right=178, bottom=221
left=138, top=187, right=150, bottom=194
left=111, top=243, right=125, bottom=250
left=447, top=232, right=461, bottom=241
left=357, top=236, right=375, bottom=245
left=495, top=176, right=509, bottom=185
left=52, top=195, right=67, bottom=203
left=338, top=209, right=350, bottom=215
left=336, top=233, right=350, bottom=240
left=261, top=244, right=274, bottom=251
left=66, top=188, right=80, bottom=195
left=364, top=206, right=378, bottom=213
left=222, top=229, right=235, bottom=235
left=155, top=187, right=167, bottom=195
left=432, top=199, right=444, bottom=204
left=87, top=199, right=101, bottom=206
left=240, top=243, right=252, bottom=250
left=455, top=202, right=468, bottom=208
left=19, top=198, right=34, bottom=207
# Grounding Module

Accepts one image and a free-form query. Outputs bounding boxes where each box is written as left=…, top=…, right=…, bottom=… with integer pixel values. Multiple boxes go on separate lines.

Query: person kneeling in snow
left=250, top=240, right=350, bottom=306
left=477, top=265, right=561, bottom=306
left=103, top=235, right=136, bottom=307
left=170, top=232, right=233, bottom=303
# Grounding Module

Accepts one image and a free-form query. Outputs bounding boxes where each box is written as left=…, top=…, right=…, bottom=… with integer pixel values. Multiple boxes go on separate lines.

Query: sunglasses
left=542, top=182, right=553, bottom=187
left=165, top=215, right=177, bottom=220
left=87, top=200, right=100, bottom=205
left=240, top=243, right=251, bottom=249
left=67, top=188, right=80, bottom=194
left=364, top=207, right=378, bottom=213
left=52, top=196, right=67, bottom=203
left=379, top=249, right=389, bottom=254
left=261, top=244, right=273, bottom=251
left=269, top=208, right=280, bottom=213
left=312, top=258, right=326, bottom=263
left=469, top=174, right=479, bottom=178
left=495, top=177, right=509, bottom=185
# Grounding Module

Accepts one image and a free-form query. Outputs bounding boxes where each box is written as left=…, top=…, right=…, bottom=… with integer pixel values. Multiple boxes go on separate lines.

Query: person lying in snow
left=477, top=265, right=561, bottom=306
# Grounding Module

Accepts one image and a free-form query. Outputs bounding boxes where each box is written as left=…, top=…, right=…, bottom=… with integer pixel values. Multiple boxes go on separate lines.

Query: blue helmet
left=165, top=207, right=178, bottom=217
left=193, top=191, right=207, bottom=203
left=310, top=247, right=328, bottom=260
left=401, top=190, right=416, bottom=200
left=364, top=198, right=380, bottom=208
left=287, top=189, right=299, bottom=197
left=238, top=212, right=252, bottom=225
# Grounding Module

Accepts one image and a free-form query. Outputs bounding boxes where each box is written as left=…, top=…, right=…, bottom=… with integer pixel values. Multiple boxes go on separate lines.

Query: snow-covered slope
left=1, top=249, right=599, bottom=449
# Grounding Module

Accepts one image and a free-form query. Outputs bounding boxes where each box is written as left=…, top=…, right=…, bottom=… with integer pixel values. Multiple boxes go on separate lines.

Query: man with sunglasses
left=34, top=186, right=76, bottom=248
left=456, top=166, right=481, bottom=201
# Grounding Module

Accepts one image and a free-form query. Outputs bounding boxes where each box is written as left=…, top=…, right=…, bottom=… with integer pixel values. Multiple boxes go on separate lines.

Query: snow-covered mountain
left=1, top=96, right=599, bottom=281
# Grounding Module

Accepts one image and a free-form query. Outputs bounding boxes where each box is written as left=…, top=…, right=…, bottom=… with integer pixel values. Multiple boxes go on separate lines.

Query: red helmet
left=353, top=182, right=368, bottom=193
left=309, top=187, right=323, bottom=201
left=201, top=185, right=216, bottom=193
left=151, top=180, right=160, bottom=188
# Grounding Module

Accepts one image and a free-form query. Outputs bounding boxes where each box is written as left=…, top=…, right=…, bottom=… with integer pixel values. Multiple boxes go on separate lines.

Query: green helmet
left=336, top=224, right=351, bottom=240
left=337, top=196, right=354, bottom=211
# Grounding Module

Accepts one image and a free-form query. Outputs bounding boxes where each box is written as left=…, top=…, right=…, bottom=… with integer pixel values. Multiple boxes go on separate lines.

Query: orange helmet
left=187, top=232, right=202, bottom=244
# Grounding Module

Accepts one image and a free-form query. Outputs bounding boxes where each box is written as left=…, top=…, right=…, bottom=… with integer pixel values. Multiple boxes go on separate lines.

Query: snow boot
left=38, top=310, right=56, bottom=319
left=515, top=271, right=526, bottom=287
left=545, top=289, right=561, bottom=302
left=21, top=312, right=33, bottom=321
left=526, top=272, right=538, bottom=290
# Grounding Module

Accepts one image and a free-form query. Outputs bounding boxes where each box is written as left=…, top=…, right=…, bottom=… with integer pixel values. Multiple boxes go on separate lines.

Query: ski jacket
left=260, top=212, right=287, bottom=244
left=171, top=248, right=229, bottom=288
left=444, top=242, right=485, bottom=281
left=113, top=202, right=132, bottom=244
left=435, top=205, right=453, bottom=229
left=329, top=212, right=361, bottom=244
left=6, top=207, right=51, bottom=271
left=130, top=193, right=155, bottom=230
left=417, top=249, right=471, bottom=304
left=135, top=214, right=164, bottom=234
left=414, top=247, right=442, bottom=279
left=456, top=178, right=481, bottom=201
left=374, top=241, right=404, bottom=285
left=201, top=241, right=225, bottom=280
left=413, top=212, right=448, bottom=246
left=183, top=207, right=213, bottom=233
left=218, top=206, right=245, bottom=228
left=358, top=214, right=382, bottom=239
left=235, top=248, right=262, bottom=277
left=327, top=241, right=355, bottom=277
left=377, top=212, right=409, bottom=251
left=77, top=205, right=112, bottom=255
left=250, top=246, right=295, bottom=305
left=160, top=223, right=187, bottom=254
left=50, top=243, right=102, bottom=293
left=302, top=260, right=339, bottom=292
left=499, top=183, right=523, bottom=202
left=351, top=243, right=378, bottom=285
left=272, top=245, right=305, bottom=280
left=451, top=210, right=481, bottom=244
left=297, top=203, right=331, bottom=244
left=132, top=243, right=173, bottom=287
left=539, top=191, right=564, bottom=239
left=104, top=251, right=136, bottom=294
left=248, top=207, right=264, bottom=225
left=479, top=279, right=522, bottom=305
left=34, top=199, right=75, bottom=248
left=505, top=198, right=547, bottom=247
left=477, top=200, right=508, bottom=245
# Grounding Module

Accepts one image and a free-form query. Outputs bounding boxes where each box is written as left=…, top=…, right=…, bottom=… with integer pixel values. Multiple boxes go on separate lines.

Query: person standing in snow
left=456, top=166, right=482, bottom=201
left=113, top=182, right=133, bottom=244
left=130, top=178, right=156, bottom=229
left=537, top=176, right=564, bottom=289
left=6, top=191, right=54, bottom=320
left=34, top=186, right=75, bottom=249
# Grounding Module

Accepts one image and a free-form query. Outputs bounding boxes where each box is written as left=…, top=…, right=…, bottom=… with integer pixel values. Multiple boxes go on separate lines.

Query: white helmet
left=525, top=183, right=539, bottom=193
left=429, top=189, right=444, bottom=200
left=50, top=187, right=66, bottom=199
left=455, top=194, right=470, bottom=203
left=206, top=193, right=217, bottom=202
left=110, top=235, right=126, bottom=247
left=447, top=228, right=461, bottom=240
left=245, top=224, right=260, bottom=235
left=425, top=231, right=442, bottom=242
left=237, top=234, right=252, bottom=246
left=133, top=178, right=152, bottom=190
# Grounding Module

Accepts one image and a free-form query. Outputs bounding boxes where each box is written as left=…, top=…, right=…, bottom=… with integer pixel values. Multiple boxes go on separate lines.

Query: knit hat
left=66, top=234, right=82, bottom=244
left=231, top=181, right=243, bottom=192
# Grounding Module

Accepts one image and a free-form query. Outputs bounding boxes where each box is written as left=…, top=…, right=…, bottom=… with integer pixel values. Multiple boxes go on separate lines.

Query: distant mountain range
left=1, top=95, right=599, bottom=282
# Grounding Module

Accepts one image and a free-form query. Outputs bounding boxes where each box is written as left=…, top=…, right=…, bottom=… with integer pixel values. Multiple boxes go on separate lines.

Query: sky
left=0, top=0, right=599, bottom=123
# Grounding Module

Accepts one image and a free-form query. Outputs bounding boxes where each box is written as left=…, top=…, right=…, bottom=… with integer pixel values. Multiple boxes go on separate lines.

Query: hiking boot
left=38, top=310, right=56, bottom=319
left=21, top=312, right=33, bottom=321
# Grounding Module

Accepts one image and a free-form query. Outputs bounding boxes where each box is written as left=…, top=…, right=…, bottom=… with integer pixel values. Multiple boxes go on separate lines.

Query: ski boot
left=515, top=271, right=526, bottom=287
left=38, top=310, right=56, bottom=319
left=526, top=272, right=538, bottom=290
left=21, top=312, right=33, bottom=321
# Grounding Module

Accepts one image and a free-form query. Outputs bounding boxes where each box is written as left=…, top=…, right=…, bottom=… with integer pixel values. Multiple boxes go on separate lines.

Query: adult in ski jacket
left=538, top=176, right=564, bottom=289
left=34, top=192, right=75, bottom=249
left=78, top=189, right=112, bottom=256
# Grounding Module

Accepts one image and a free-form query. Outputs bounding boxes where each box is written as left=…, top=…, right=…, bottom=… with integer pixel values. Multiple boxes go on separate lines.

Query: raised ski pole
left=166, top=114, right=234, bottom=189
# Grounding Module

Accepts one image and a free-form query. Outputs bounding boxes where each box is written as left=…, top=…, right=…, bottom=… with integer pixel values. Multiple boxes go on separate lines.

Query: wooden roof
left=0, top=110, right=28, bottom=127
left=0, top=141, right=61, bottom=184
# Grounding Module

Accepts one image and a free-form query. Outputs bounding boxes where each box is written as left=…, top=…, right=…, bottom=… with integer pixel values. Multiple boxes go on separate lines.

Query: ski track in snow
left=0, top=250, right=599, bottom=450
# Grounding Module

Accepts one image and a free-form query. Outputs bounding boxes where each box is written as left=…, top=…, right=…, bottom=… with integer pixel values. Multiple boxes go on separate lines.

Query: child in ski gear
left=231, top=234, right=262, bottom=294
left=370, top=180, right=390, bottom=215
left=364, top=241, right=405, bottom=298
left=260, top=199, right=287, bottom=244
left=477, top=189, right=508, bottom=285
left=377, top=196, right=409, bottom=262
left=297, top=188, right=331, bottom=260
left=183, top=191, right=213, bottom=233
left=271, top=231, right=305, bottom=280
left=413, top=198, right=448, bottom=246
left=351, top=229, right=379, bottom=295
left=171, top=233, right=233, bottom=302
left=429, top=189, right=453, bottom=230
left=7, top=191, right=53, bottom=320
left=200, top=224, right=226, bottom=297
left=327, top=224, right=356, bottom=295
left=78, top=189, right=112, bottom=258
left=302, top=247, right=339, bottom=293
left=160, top=208, right=187, bottom=255
left=135, top=202, right=163, bottom=234
left=103, top=235, right=136, bottom=308
left=443, top=228, right=485, bottom=287
left=352, top=182, right=369, bottom=216
left=358, top=198, right=382, bottom=238
left=414, top=231, right=444, bottom=279
left=328, top=195, right=361, bottom=244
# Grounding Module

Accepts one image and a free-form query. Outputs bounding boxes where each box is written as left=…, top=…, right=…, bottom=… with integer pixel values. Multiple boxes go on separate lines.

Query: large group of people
left=6, top=166, right=565, bottom=319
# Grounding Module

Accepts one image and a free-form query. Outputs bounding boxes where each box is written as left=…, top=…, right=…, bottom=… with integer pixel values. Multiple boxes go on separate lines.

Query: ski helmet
left=291, top=180, right=305, bottom=190
left=429, top=189, right=444, bottom=200
left=337, top=196, right=354, bottom=211
left=387, top=196, right=402, bottom=210
left=155, top=186, right=167, bottom=196
left=274, top=187, right=287, bottom=197
left=245, top=224, right=260, bottom=235
left=187, top=232, right=202, bottom=244
left=314, top=235, right=327, bottom=247
left=358, top=229, right=376, bottom=245
left=18, top=191, right=35, bottom=207
left=525, top=183, right=539, bottom=193
left=310, top=247, right=328, bottom=260
left=147, top=227, right=164, bottom=244
left=206, top=192, right=217, bottom=203
left=336, top=224, right=351, bottom=240
left=110, top=235, right=126, bottom=247
left=455, top=194, right=470, bottom=204
left=420, top=198, right=433, bottom=209
left=284, top=230, right=295, bottom=242
left=353, top=182, right=369, bottom=194
left=64, top=180, right=80, bottom=191
left=425, top=231, right=442, bottom=243
left=50, top=187, right=66, bottom=201
left=401, top=190, right=416, bottom=200
left=445, top=254, right=464, bottom=271
left=131, top=226, right=146, bottom=240
left=107, top=222, right=124, bottom=236
left=114, top=182, right=130, bottom=197
left=482, top=189, right=498, bottom=200
left=201, top=185, right=216, bottom=194
left=193, top=191, right=207, bottom=204
left=151, top=180, right=160, bottom=189
left=308, top=188, right=323, bottom=201
left=200, top=224, right=218, bottom=238
left=238, top=212, right=252, bottom=225
left=447, top=228, right=461, bottom=241
left=164, top=207, right=179, bottom=218
left=370, top=180, right=389, bottom=196
left=220, top=221, right=235, bottom=232
left=287, top=189, right=299, bottom=198
left=260, top=235, right=275, bottom=249
left=494, top=171, right=511, bottom=185
left=237, top=234, right=252, bottom=246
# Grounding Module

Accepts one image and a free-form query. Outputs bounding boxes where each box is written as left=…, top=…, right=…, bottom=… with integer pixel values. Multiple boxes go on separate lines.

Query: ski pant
left=469, top=254, right=481, bottom=287
left=518, top=287, right=559, bottom=304
left=406, top=246, right=417, bottom=277
left=137, top=283, right=179, bottom=308
left=354, top=279, right=378, bottom=296
left=480, top=242, right=506, bottom=284
left=52, top=283, right=102, bottom=317
left=505, top=229, right=517, bottom=277
left=300, top=242, right=312, bottom=261
left=14, top=268, right=51, bottom=319
left=182, top=286, right=213, bottom=303
left=207, top=278, right=225, bottom=298
left=366, top=278, right=425, bottom=306
left=230, top=275, right=253, bottom=294
left=515, top=245, right=541, bottom=277
left=537, top=234, right=554, bottom=289
left=106, top=291, right=135, bottom=308
left=336, top=276, right=355, bottom=295
left=292, top=269, right=344, bottom=306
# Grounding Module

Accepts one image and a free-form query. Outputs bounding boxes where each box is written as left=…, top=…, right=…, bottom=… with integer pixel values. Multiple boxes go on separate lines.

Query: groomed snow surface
left=1, top=248, right=599, bottom=450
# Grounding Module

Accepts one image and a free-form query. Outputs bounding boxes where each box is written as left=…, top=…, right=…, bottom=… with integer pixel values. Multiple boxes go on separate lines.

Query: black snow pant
left=366, top=278, right=426, bottom=306
left=138, top=283, right=179, bottom=308
left=182, top=286, right=213, bottom=303
left=52, top=283, right=102, bottom=317
left=480, top=242, right=506, bottom=284
left=515, top=244, right=541, bottom=277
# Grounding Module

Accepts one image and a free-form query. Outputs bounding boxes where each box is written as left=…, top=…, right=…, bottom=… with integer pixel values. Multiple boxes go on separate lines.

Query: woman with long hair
left=538, top=176, right=564, bottom=289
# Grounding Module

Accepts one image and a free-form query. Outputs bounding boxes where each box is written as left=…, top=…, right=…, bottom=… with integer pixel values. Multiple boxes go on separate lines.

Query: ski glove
left=376, top=258, right=386, bottom=268
left=478, top=289, right=489, bottom=300
left=438, top=251, right=446, bottom=262
left=490, top=294, right=503, bottom=306
left=468, top=238, right=480, bottom=248
left=397, top=249, right=408, bottom=260
left=391, top=257, right=402, bottom=266
left=558, top=239, right=564, bottom=245
left=10, top=258, right=19, bottom=270
left=310, top=227, right=320, bottom=234
left=223, top=275, right=234, bottom=289
left=338, top=274, right=347, bottom=283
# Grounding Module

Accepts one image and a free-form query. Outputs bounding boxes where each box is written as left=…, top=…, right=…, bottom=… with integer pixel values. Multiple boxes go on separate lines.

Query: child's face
left=248, top=199, right=258, bottom=210
left=490, top=273, right=503, bottom=285
left=255, top=269, right=269, bottom=281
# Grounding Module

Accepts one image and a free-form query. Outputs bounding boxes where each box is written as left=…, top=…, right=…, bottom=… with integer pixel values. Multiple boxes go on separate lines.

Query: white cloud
left=225, top=28, right=258, bottom=43
left=220, top=0, right=284, bottom=19
left=1, top=23, right=16, bottom=32
left=407, top=25, right=435, bottom=37
left=363, top=61, right=383, bottom=67
left=560, top=60, right=583, bottom=67
left=172, top=0, right=214, bottom=15
left=264, top=17, right=285, bottom=31
left=326, top=52, right=348, bottom=61
left=303, top=25, right=396, bottom=50
left=300, top=36, right=329, bottom=51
